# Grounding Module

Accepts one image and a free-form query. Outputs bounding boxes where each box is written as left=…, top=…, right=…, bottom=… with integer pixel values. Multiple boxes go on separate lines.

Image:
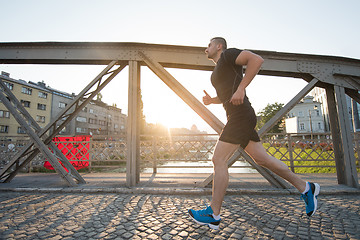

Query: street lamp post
left=309, top=105, right=318, bottom=140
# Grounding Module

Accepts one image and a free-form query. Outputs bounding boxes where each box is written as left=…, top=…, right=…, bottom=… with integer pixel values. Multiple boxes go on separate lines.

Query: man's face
left=205, top=40, right=218, bottom=60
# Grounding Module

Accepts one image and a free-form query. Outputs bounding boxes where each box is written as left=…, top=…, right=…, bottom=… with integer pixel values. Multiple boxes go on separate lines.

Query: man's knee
left=212, top=156, right=227, bottom=167
left=251, top=153, right=271, bottom=168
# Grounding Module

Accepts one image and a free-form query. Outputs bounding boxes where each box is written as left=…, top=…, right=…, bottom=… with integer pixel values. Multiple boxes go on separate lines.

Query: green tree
left=257, top=102, right=284, bottom=133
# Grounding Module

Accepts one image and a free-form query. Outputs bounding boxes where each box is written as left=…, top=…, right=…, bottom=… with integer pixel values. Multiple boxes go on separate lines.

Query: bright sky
left=1, top=0, right=360, bottom=133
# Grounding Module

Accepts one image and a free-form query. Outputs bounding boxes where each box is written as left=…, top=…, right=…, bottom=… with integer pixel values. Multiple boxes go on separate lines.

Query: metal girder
left=0, top=81, right=79, bottom=186
left=334, top=86, right=359, bottom=187
left=0, top=42, right=359, bottom=188
left=1, top=42, right=359, bottom=81
left=326, top=86, right=359, bottom=187
left=0, top=61, right=126, bottom=185
left=345, top=88, right=360, bottom=105
left=140, top=51, right=290, bottom=189
left=127, top=61, right=141, bottom=187
left=0, top=79, right=86, bottom=185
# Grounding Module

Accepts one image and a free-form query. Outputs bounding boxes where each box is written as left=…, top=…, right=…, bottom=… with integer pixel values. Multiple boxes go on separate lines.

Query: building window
left=36, top=115, right=45, bottom=123
left=21, top=87, right=32, bottom=95
left=0, top=125, right=9, bottom=133
left=0, top=110, right=10, bottom=118
left=300, top=123, right=305, bottom=130
left=298, top=111, right=303, bottom=117
left=76, top=127, right=87, bottom=133
left=17, top=127, right=26, bottom=134
left=89, top=108, right=95, bottom=114
left=38, top=92, right=48, bottom=99
left=59, top=102, right=67, bottom=108
left=21, top=100, right=31, bottom=108
left=316, top=110, right=320, bottom=116
left=318, top=122, right=322, bottom=130
left=76, top=116, right=87, bottom=122
left=3, top=81, right=13, bottom=90
left=88, top=118, right=97, bottom=124
left=37, top=103, right=46, bottom=110
left=99, top=120, right=106, bottom=126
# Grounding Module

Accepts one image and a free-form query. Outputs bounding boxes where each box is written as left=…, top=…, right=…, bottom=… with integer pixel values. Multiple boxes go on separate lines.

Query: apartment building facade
left=0, top=71, right=127, bottom=138
left=0, top=72, right=52, bottom=136
left=76, top=100, right=127, bottom=136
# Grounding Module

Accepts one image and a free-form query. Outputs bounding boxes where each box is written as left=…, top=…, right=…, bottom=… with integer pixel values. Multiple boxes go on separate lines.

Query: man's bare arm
left=230, top=50, right=264, bottom=105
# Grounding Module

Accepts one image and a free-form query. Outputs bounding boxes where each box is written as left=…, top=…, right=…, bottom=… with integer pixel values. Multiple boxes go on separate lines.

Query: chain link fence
left=1, top=133, right=360, bottom=174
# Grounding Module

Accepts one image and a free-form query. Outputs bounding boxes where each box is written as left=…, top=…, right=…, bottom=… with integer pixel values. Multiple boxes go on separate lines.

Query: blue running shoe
left=188, top=206, right=220, bottom=230
left=301, top=182, right=320, bottom=217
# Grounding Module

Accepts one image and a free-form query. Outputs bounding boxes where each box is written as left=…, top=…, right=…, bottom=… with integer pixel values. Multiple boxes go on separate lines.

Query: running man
left=188, top=37, right=320, bottom=230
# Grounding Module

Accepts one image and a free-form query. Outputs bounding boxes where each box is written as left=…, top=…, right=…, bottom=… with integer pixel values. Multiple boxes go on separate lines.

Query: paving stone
left=161, top=233, right=173, bottom=240
left=122, top=232, right=133, bottom=238
left=97, top=232, right=108, bottom=238
left=0, top=192, right=359, bottom=239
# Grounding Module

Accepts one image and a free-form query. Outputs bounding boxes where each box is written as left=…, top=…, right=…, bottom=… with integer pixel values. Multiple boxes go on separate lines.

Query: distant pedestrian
left=188, top=37, right=320, bottom=230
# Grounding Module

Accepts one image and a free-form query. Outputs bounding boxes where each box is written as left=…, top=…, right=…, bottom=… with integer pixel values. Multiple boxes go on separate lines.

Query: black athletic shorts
left=219, top=102, right=260, bottom=149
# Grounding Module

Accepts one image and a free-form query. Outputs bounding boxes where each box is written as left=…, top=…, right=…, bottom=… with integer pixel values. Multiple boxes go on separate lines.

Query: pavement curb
left=1, top=187, right=359, bottom=195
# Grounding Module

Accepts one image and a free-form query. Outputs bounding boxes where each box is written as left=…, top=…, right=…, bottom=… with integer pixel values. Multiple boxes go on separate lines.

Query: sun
left=148, top=109, right=195, bottom=129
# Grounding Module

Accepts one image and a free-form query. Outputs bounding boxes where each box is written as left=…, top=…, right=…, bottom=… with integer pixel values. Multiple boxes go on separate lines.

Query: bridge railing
left=1, top=133, right=359, bottom=173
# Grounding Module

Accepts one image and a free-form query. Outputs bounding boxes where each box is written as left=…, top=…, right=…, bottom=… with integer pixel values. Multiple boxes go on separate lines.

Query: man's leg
left=188, top=140, right=239, bottom=229
left=245, top=140, right=320, bottom=216
left=245, top=140, right=306, bottom=191
left=210, top=140, right=240, bottom=215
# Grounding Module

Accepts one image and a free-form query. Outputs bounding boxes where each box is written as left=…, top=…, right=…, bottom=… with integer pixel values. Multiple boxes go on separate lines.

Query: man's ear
left=216, top=44, right=223, bottom=51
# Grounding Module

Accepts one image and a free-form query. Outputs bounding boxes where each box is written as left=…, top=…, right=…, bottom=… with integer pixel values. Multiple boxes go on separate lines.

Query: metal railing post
left=153, top=136, right=157, bottom=174
left=89, top=136, right=92, bottom=173
left=287, top=134, right=295, bottom=173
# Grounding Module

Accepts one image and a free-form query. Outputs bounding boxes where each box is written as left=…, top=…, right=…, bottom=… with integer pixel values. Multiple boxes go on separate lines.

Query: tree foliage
left=256, top=102, right=284, bottom=133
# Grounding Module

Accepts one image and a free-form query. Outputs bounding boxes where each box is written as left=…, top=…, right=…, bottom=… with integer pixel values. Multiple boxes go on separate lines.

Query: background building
left=0, top=71, right=127, bottom=138
left=310, top=87, right=360, bottom=132
left=1, top=72, right=52, bottom=137
left=285, top=96, right=325, bottom=136
left=76, top=100, right=127, bottom=136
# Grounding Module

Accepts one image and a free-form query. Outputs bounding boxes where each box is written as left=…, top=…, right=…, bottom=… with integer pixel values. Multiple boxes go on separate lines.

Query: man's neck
left=212, top=50, right=223, bottom=64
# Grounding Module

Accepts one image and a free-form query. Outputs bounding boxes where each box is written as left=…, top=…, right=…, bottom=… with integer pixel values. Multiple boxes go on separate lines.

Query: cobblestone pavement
left=0, top=192, right=359, bottom=240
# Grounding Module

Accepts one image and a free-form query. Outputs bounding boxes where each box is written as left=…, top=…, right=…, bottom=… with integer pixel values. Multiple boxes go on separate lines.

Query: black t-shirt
left=210, top=48, right=251, bottom=112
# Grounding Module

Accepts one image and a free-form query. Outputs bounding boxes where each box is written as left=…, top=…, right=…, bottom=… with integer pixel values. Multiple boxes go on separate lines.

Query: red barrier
left=44, top=135, right=90, bottom=170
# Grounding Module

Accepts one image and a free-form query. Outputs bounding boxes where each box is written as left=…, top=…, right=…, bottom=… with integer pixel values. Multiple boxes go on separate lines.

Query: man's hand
left=203, top=90, right=212, bottom=105
left=229, top=88, right=245, bottom=105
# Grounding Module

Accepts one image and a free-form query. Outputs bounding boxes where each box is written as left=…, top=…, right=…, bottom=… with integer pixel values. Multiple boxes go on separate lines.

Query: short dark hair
left=211, top=37, right=227, bottom=50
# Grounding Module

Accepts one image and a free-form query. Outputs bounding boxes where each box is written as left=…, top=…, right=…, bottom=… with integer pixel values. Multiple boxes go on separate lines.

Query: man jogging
left=188, top=37, right=320, bottom=230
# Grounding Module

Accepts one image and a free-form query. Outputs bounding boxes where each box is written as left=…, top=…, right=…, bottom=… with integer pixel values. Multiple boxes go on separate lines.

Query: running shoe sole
left=188, top=210, right=220, bottom=230
left=309, top=182, right=320, bottom=217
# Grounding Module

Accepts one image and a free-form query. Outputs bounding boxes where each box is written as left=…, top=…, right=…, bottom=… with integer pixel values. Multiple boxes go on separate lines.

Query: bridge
left=0, top=42, right=359, bottom=188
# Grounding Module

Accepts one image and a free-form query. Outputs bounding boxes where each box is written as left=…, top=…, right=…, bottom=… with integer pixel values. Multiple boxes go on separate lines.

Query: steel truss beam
left=0, top=42, right=359, bottom=188
left=127, top=61, right=141, bottom=186
left=0, top=80, right=81, bottom=186
left=0, top=61, right=126, bottom=185
left=326, top=86, right=359, bottom=187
